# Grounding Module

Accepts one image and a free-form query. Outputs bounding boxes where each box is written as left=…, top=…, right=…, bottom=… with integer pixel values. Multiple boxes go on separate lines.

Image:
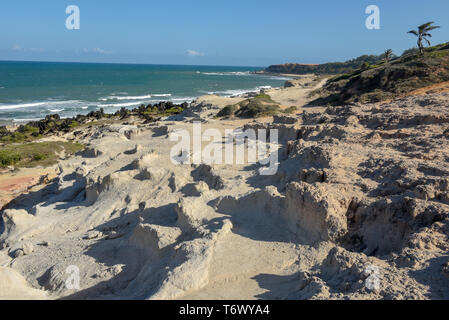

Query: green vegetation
left=283, top=106, right=298, bottom=114
left=0, top=100, right=189, bottom=169
left=141, top=106, right=184, bottom=117
left=265, top=54, right=390, bottom=75
left=69, top=121, right=80, bottom=128
left=216, top=94, right=285, bottom=118
left=18, top=125, right=39, bottom=135
left=1, top=132, right=27, bottom=144
left=0, top=101, right=189, bottom=147
left=384, top=49, right=393, bottom=63
left=0, top=150, right=22, bottom=167
left=216, top=105, right=238, bottom=117
left=267, top=23, right=441, bottom=76
left=0, top=124, right=42, bottom=144
left=408, top=22, right=440, bottom=54
left=0, top=142, right=84, bottom=168
left=253, top=93, right=272, bottom=100
left=235, top=104, right=280, bottom=118
left=310, top=41, right=449, bottom=105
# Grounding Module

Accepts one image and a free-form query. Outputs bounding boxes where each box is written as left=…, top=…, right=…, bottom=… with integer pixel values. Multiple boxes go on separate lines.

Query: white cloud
left=12, top=44, right=45, bottom=53
left=82, top=47, right=111, bottom=54
left=29, top=48, right=45, bottom=53
left=187, top=49, right=204, bottom=57
left=93, top=47, right=107, bottom=54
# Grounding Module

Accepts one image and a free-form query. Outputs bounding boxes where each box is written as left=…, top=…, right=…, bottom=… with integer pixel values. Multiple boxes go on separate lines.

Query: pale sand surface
left=264, top=77, right=328, bottom=107
left=0, top=167, right=57, bottom=209
left=1, top=79, right=449, bottom=300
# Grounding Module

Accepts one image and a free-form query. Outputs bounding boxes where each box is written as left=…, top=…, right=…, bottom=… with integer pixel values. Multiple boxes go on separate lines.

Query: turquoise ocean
left=0, top=61, right=289, bottom=123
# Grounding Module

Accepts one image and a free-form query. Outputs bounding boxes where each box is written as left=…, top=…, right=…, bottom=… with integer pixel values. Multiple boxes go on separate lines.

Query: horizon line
left=0, top=59, right=267, bottom=69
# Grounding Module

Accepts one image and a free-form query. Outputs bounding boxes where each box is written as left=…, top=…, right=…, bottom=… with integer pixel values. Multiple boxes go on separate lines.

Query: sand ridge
left=1, top=80, right=449, bottom=299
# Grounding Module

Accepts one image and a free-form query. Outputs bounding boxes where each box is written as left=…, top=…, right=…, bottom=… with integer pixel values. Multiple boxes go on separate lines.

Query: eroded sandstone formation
left=1, top=92, right=449, bottom=299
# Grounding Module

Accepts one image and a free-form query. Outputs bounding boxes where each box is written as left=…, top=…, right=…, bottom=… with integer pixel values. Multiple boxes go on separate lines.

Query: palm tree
left=407, top=22, right=440, bottom=54
left=384, top=49, right=393, bottom=63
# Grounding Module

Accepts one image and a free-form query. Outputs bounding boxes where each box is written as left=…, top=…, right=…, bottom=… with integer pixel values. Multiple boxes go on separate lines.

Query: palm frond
left=418, top=22, right=435, bottom=32
left=425, top=25, right=440, bottom=32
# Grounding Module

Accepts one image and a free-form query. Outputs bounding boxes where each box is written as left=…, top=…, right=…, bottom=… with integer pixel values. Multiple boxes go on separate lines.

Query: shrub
left=0, top=150, right=22, bottom=167
left=235, top=104, right=280, bottom=118
left=17, top=125, right=39, bottom=134
left=254, top=93, right=272, bottom=100
left=216, top=105, right=237, bottom=117
left=69, top=121, right=80, bottom=128
left=283, top=106, right=298, bottom=114
left=1, top=132, right=26, bottom=144
left=0, top=142, right=84, bottom=168
left=32, top=153, right=47, bottom=161
left=164, top=107, right=184, bottom=115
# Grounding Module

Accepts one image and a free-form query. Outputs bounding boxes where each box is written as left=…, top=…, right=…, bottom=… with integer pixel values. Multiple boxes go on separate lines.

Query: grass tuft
left=0, top=142, right=84, bottom=168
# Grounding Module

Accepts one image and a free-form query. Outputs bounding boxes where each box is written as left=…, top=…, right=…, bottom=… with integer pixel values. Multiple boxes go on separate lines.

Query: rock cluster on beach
left=0, top=84, right=449, bottom=299
left=0, top=101, right=189, bottom=141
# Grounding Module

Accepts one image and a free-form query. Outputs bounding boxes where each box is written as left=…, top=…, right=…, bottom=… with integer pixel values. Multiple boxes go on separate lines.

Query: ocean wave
left=0, top=100, right=83, bottom=111
left=100, top=94, right=153, bottom=101
left=200, top=71, right=252, bottom=76
left=48, top=108, right=65, bottom=113
left=204, top=85, right=272, bottom=97
left=13, top=118, right=45, bottom=123
left=268, top=76, right=292, bottom=80
left=169, top=97, right=195, bottom=103
left=0, top=102, right=47, bottom=110
left=98, top=93, right=172, bottom=102
left=152, top=94, right=172, bottom=97
left=97, top=101, right=141, bottom=108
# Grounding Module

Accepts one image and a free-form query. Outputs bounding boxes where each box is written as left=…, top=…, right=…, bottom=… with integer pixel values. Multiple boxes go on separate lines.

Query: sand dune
left=1, top=80, right=449, bottom=299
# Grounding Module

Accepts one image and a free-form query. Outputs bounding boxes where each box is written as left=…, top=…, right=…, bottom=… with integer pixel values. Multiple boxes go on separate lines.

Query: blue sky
left=0, top=0, right=448, bottom=66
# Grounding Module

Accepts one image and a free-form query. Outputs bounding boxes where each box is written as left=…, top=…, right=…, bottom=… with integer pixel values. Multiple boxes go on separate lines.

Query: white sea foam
left=13, top=118, right=44, bottom=123
left=0, top=102, right=47, bottom=110
left=152, top=94, right=172, bottom=97
left=200, top=71, right=252, bottom=76
left=169, top=97, right=195, bottom=103
left=0, top=100, right=83, bottom=111
left=102, top=94, right=153, bottom=101
left=97, top=101, right=142, bottom=108
left=204, top=85, right=272, bottom=97
left=48, top=109, right=65, bottom=112
left=99, top=93, right=172, bottom=101
left=268, top=76, right=292, bottom=80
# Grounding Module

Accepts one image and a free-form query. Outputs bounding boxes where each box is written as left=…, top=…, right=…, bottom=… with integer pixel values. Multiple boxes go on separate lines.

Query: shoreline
left=0, top=81, right=295, bottom=127
left=0, top=62, right=292, bottom=126
left=1, top=86, right=449, bottom=299
left=1, top=70, right=449, bottom=299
